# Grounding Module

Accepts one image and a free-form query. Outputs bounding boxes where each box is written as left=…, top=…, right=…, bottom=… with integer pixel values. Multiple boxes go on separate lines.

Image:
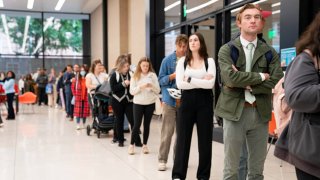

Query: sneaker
left=0, top=123, right=4, bottom=127
left=158, top=162, right=166, bottom=171
left=76, top=125, right=80, bottom=130
left=142, top=145, right=149, bottom=154
left=128, top=145, right=135, bottom=155
left=81, top=123, right=86, bottom=129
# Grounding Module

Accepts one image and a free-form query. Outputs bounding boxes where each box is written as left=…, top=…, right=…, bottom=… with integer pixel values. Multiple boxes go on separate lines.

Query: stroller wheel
left=86, top=125, right=91, bottom=136
left=97, top=130, right=101, bottom=138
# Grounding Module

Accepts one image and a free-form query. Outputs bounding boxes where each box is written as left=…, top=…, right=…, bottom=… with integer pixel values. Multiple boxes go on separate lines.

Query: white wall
left=90, top=4, right=103, bottom=62
left=87, top=0, right=147, bottom=72
left=107, top=0, right=121, bottom=70
left=128, top=0, right=146, bottom=66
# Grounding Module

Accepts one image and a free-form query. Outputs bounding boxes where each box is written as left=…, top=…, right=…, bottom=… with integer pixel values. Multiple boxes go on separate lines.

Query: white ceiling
left=0, top=0, right=102, bottom=13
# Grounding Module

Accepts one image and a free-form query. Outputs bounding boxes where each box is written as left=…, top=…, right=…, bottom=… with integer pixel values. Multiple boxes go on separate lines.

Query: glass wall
left=0, top=11, right=41, bottom=56
left=186, top=0, right=223, bottom=20
left=165, top=29, right=180, bottom=56
left=0, top=10, right=89, bottom=78
left=165, top=0, right=181, bottom=28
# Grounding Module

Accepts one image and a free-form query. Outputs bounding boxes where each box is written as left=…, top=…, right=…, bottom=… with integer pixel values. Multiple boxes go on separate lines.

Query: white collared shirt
left=240, top=36, right=257, bottom=70
left=239, top=35, right=265, bottom=81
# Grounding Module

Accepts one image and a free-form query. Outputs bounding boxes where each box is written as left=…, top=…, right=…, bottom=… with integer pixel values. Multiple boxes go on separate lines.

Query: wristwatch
left=187, top=77, right=191, bottom=83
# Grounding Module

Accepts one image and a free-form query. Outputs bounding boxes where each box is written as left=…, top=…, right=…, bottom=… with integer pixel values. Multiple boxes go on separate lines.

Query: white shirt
left=176, top=57, right=216, bottom=90
left=85, top=72, right=108, bottom=93
left=18, top=79, right=24, bottom=90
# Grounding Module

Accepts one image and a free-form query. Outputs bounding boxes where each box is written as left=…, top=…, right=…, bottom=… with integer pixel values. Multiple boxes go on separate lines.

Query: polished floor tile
left=0, top=105, right=297, bottom=180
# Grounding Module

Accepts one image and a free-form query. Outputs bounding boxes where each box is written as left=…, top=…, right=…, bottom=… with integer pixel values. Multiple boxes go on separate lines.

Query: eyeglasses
left=243, top=14, right=262, bottom=21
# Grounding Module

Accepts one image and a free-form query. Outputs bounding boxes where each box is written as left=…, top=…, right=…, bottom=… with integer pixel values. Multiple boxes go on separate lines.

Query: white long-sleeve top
left=130, top=72, right=161, bottom=105
left=176, top=57, right=216, bottom=90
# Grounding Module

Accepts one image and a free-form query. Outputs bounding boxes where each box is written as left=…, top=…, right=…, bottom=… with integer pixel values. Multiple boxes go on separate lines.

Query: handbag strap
left=94, top=75, right=101, bottom=85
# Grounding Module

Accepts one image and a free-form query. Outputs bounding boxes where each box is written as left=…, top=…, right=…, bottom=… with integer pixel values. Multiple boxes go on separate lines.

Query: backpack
left=227, top=40, right=273, bottom=73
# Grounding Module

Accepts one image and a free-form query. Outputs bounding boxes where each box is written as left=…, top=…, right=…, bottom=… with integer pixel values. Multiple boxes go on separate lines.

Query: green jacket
left=215, top=37, right=283, bottom=122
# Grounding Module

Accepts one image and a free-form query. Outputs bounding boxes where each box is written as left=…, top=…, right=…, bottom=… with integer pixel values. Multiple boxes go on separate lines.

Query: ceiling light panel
left=55, top=0, right=66, bottom=11
left=27, top=0, right=34, bottom=9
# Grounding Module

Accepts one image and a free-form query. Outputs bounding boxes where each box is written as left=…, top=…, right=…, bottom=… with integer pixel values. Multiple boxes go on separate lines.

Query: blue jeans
left=64, top=86, right=73, bottom=117
left=76, top=117, right=87, bottom=124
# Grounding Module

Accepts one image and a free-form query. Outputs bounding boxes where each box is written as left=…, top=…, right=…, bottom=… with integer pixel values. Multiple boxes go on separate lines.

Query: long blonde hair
left=133, top=57, right=155, bottom=80
left=115, top=55, right=129, bottom=72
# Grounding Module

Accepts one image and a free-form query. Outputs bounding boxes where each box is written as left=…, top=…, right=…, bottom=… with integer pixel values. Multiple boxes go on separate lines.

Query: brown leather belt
left=244, top=101, right=257, bottom=107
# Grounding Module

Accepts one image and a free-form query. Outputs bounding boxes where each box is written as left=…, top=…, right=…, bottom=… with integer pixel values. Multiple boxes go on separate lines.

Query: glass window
left=0, top=11, right=42, bottom=56
left=0, top=11, right=88, bottom=79
left=186, top=0, right=223, bottom=20
left=230, top=0, right=281, bottom=53
left=227, top=0, right=245, bottom=6
left=165, top=29, right=180, bottom=56
left=192, top=18, right=216, bottom=58
left=165, top=0, right=181, bottom=28
left=42, top=14, right=88, bottom=56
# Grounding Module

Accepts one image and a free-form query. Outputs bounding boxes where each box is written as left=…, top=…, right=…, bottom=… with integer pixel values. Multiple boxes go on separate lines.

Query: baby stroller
left=86, top=82, right=115, bottom=138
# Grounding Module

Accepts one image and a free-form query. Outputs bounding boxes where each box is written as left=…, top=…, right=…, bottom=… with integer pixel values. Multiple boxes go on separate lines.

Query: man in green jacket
left=215, top=4, right=283, bottom=180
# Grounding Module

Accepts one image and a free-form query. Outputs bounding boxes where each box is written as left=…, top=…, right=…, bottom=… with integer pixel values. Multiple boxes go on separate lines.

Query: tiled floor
left=0, top=105, right=297, bottom=180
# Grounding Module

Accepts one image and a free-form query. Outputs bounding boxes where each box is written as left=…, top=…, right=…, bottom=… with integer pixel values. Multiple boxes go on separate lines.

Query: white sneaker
left=128, top=145, right=135, bottom=155
left=142, top=145, right=149, bottom=154
left=158, top=162, right=166, bottom=171
left=0, top=123, right=4, bottom=127
left=76, top=125, right=80, bottom=130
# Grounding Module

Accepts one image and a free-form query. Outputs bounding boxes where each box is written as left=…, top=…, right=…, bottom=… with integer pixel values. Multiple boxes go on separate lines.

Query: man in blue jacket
left=157, top=34, right=188, bottom=171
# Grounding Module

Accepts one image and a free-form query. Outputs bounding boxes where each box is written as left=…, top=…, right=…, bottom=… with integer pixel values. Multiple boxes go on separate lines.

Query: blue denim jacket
left=158, top=52, right=177, bottom=107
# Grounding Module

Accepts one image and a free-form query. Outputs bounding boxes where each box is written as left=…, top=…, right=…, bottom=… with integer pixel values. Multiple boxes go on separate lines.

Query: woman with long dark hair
left=172, top=32, right=216, bottom=180
left=3, top=71, right=16, bottom=120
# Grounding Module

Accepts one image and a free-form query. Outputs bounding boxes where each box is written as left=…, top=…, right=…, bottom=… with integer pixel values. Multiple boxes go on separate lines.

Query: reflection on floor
left=0, top=105, right=297, bottom=180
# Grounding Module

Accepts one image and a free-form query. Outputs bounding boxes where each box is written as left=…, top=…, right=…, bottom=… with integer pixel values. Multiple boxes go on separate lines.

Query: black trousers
left=38, top=87, right=47, bottom=105
left=111, top=98, right=135, bottom=143
left=296, top=168, right=320, bottom=180
left=0, top=107, right=3, bottom=123
left=131, top=103, right=155, bottom=145
left=6, top=93, right=15, bottom=119
left=172, top=89, right=213, bottom=180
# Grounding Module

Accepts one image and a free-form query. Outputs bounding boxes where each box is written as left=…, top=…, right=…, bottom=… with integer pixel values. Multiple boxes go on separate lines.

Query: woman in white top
left=128, top=57, right=160, bottom=155
left=86, top=59, right=108, bottom=93
left=85, top=59, right=108, bottom=108
left=172, top=32, right=216, bottom=180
